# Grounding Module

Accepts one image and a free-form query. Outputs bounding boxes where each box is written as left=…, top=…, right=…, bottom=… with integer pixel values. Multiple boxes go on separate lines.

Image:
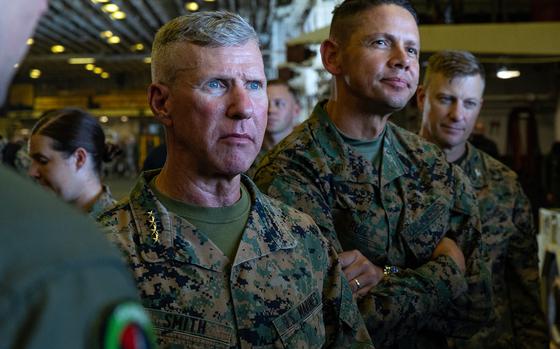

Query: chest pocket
left=400, top=198, right=449, bottom=265
left=147, top=308, right=234, bottom=349
left=272, top=290, right=326, bottom=348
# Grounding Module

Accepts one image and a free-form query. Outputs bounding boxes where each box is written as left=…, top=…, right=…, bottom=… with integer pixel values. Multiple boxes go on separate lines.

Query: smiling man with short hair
left=254, top=1, right=492, bottom=347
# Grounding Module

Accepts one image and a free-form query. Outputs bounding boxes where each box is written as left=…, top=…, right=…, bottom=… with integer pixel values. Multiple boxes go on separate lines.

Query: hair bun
left=103, top=142, right=122, bottom=162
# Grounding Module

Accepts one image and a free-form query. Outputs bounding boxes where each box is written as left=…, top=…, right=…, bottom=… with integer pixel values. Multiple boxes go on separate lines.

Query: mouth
left=381, top=77, right=409, bottom=89
left=221, top=133, right=254, bottom=143
left=441, top=124, right=464, bottom=133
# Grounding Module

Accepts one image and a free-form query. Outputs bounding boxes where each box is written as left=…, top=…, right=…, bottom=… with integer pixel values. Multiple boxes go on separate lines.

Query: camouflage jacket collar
left=456, top=143, right=488, bottom=189
left=88, top=185, right=116, bottom=219
left=310, top=101, right=407, bottom=188
left=128, top=171, right=298, bottom=271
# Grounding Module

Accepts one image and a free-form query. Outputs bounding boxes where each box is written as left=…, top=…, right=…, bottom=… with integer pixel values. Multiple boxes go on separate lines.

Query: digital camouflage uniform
left=451, top=143, right=548, bottom=349
left=89, top=185, right=116, bottom=220
left=99, top=170, right=374, bottom=349
left=253, top=102, right=493, bottom=348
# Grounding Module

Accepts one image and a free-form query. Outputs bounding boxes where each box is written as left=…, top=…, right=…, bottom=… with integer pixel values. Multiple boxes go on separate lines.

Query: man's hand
left=432, top=237, right=466, bottom=273
left=339, top=250, right=383, bottom=297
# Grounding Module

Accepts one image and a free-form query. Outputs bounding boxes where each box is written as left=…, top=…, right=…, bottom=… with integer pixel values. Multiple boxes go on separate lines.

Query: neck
left=419, top=128, right=466, bottom=163
left=262, top=128, right=292, bottom=150
left=155, top=158, right=241, bottom=208
left=74, top=179, right=103, bottom=212
left=444, top=144, right=466, bottom=163
left=326, top=99, right=389, bottom=139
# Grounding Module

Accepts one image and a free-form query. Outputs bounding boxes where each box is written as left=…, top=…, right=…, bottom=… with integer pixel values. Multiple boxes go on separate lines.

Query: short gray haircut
left=151, top=10, right=259, bottom=83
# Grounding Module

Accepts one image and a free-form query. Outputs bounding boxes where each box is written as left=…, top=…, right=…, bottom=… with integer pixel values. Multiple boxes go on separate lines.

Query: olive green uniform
left=0, top=166, right=152, bottom=348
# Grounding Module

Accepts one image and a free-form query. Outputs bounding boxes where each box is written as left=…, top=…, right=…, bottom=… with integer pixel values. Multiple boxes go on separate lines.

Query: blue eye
left=247, top=81, right=262, bottom=90
left=207, top=80, right=222, bottom=89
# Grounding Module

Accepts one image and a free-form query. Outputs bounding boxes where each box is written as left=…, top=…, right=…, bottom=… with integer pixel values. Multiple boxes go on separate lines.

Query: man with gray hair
left=100, top=11, right=373, bottom=348
left=418, top=50, right=548, bottom=348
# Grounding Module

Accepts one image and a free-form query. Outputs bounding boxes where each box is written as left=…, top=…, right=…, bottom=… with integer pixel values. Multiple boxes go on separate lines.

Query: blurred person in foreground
left=0, top=1, right=154, bottom=347
left=28, top=108, right=119, bottom=219
left=253, top=0, right=492, bottom=347
left=418, top=50, right=547, bottom=348
left=99, top=10, right=373, bottom=348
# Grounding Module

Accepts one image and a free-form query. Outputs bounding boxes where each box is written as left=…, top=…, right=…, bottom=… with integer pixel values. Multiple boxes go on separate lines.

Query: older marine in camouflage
left=100, top=171, right=373, bottom=348
left=253, top=102, right=493, bottom=348
left=450, top=143, right=547, bottom=348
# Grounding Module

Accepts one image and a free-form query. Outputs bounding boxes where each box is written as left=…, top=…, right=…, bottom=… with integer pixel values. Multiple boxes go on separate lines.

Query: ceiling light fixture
left=102, top=3, right=119, bottom=13
left=51, top=45, right=65, bottom=53
left=91, top=0, right=109, bottom=3
left=100, top=30, right=113, bottom=38
left=111, top=11, right=126, bottom=20
left=185, top=2, right=199, bottom=11
left=99, top=116, right=109, bottom=123
left=85, top=64, right=95, bottom=71
left=93, top=67, right=103, bottom=74
left=30, top=69, right=41, bottom=79
left=143, top=57, right=152, bottom=64
left=26, top=38, right=34, bottom=45
left=107, top=36, right=121, bottom=44
left=133, top=43, right=144, bottom=51
left=120, top=116, right=129, bottom=122
left=101, top=72, right=110, bottom=79
left=496, top=67, right=521, bottom=79
left=68, top=57, right=96, bottom=64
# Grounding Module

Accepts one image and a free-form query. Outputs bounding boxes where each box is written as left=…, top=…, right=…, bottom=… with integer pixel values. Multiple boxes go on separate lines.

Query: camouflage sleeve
left=255, top=157, right=474, bottom=346
left=254, top=155, right=343, bottom=251
left=357, top=255, right=467, bottom=346
left=321, top=237, right=375, bottom=348
left=427, top=165, right=493, bottom=339
left=508, top=183, right=548, bottom=348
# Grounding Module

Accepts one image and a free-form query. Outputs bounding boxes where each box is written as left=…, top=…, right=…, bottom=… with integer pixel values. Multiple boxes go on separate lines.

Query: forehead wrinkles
left=174, top=43, right=264, bottom=80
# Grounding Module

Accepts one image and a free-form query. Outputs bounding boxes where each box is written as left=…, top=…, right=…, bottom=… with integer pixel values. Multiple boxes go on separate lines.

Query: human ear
left=73, top=147, right=88, bottom=171
left=320, top=39, right=343, bottom=75
left=148, top=83, right=173, bottom=127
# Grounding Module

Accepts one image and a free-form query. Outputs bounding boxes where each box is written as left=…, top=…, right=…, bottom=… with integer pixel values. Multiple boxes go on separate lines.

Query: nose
left=268, top=99, right=277, bottom=114
left=388, top=45, right=411, bottom=71
left=226, top=85, right=254, bottom=120
left=448, top=102, right=464, bottom=122
left=28, top=161, right=40, bottom=179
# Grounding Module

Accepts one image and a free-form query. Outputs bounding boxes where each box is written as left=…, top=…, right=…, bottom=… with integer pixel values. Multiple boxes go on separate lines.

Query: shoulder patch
left=102, top=301, right=156, bottom=349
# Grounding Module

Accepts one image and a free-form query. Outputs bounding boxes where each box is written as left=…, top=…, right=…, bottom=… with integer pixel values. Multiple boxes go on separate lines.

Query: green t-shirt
left=329, top=118, right=386, bottom=169
left=150, top=178, right=251, bottom=262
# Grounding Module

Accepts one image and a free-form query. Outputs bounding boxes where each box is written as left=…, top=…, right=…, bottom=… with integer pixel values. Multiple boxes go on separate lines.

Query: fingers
left=339, top=250, right=383, bottom=295
left=350, top=269, right=382, bottom=297
left=338, top=250, right=358, bottom=269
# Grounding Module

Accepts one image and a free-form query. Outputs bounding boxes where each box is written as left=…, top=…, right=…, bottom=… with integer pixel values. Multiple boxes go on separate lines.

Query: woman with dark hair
left=28, top=108, right=119, bottom=218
